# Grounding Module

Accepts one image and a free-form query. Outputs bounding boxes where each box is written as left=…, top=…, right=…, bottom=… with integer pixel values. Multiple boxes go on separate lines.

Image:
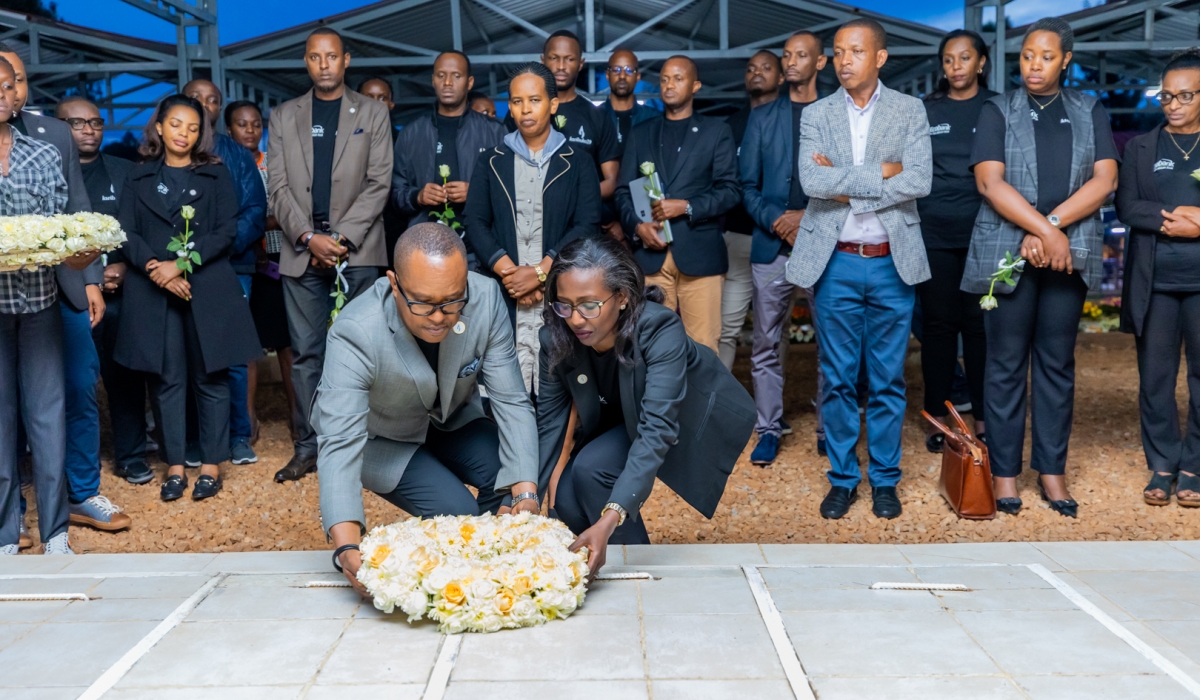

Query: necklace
left=1167, top=129, right=1200, bottom=161
left=1028, top=91, right=1061, bottom=110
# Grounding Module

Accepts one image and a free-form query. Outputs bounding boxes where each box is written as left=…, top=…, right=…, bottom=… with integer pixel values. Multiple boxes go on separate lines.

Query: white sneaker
left=0, top=544, right=17, bottom=555
left=43, top=532, right=74, bottom=555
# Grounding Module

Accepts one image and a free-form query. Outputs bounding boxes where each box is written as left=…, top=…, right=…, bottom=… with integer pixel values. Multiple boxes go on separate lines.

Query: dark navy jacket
left=739, top=96, right=805, bottom=265
left=211, top=132, right=266, bottom=275
left=598, top=100, right=661, bottom=150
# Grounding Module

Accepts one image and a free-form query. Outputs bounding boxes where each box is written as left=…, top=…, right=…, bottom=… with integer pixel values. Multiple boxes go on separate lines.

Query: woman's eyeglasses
left=607, top=66, right=637, bottom=77
left=62, top=117, right=105, bottom=131
left=1158, top=91, right=1197, bottom=106
left=551, top=294, right=617, bottom=319
left=398, top=287, right=468, bottom=316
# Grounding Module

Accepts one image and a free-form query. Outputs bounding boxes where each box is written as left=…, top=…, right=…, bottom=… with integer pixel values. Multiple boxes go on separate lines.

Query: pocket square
left=353, top=128, right=364, bottom=135
left=458, top=357, right=481, bottom=378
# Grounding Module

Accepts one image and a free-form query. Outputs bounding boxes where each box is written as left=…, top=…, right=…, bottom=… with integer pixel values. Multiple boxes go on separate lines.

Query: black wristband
left=332, top=544, right=360, bottom=573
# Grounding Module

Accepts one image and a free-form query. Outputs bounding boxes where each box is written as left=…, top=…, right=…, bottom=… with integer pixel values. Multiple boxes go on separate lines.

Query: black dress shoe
left=1039, top=485, right=1078, bottom=518
left=161, top=474, right=187, bottom=502
left=925, top=433, right=945, bottom=454
left=871, top=486, right=902, bottom=519
left=275, top=454, right=317, bottom=483
left=192, top=474, right=222, bottom=500
left=820, top=486, right=857, bottom=519
left=996, top=497, right=1023, bottom=515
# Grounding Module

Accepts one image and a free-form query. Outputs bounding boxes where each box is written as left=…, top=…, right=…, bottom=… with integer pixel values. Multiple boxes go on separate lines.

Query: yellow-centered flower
left=367, top=545, right=391, bottom=568
left=443, top=581, right=465, bottom=605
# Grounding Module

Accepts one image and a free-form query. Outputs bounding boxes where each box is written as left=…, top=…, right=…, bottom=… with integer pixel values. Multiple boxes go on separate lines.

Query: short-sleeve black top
left=918, top=90, right=996, bottom=249
left=1153, top=129, right=1200, bottom=292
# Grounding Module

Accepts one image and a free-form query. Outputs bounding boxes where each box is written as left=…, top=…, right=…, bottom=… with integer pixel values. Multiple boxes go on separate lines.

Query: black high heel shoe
left=996, top=497, right=1022, bottom=515
left=1039, top=477, right=1078, bottom=518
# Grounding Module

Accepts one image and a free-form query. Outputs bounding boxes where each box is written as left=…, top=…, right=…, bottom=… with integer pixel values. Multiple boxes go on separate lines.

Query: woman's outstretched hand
left=569, top=509, right=621, bottom=581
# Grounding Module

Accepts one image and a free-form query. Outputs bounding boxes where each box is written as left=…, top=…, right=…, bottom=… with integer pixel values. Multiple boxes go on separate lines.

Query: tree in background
left=0, top=0, right=58, bottom=20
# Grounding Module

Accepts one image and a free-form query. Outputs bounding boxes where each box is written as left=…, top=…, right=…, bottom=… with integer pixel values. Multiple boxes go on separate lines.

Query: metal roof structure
left=220, top=0, right=949, bottom=121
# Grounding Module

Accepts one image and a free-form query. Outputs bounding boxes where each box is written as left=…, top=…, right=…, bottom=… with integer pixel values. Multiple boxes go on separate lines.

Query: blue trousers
left=61, top=303, right=101, bottom=503
left=226, top=274, right=254, bottom=444
left=813, top=252, right=915, bottom=490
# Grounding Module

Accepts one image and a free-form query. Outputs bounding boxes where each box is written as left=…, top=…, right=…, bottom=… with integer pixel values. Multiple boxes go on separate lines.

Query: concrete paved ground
left=3, top=541, right=1200, bottom=699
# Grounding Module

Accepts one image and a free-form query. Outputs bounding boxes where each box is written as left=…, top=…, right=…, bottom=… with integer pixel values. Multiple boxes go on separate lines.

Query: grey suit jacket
left=312, top=274, right=538, bottom=534
left=19, top=111, right=100, bottom=310
left=785, top=84, right=932, bottom=289
left=266, top=88, right=393, bottom=278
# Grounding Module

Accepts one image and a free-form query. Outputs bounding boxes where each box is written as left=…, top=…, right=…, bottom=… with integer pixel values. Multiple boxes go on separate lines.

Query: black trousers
left=1136, top=291, right=1200, bottom=474
left=553, top=424, right=650, bottom=545
left=379, top=418, right=506, bottom=517
left=150, top=300, right=230, bottom=467
left=917, top=248, right=986, bottom=418
left=984, top=267, right=1087, bottom=478
left=93, top=294, right=149, bottom=469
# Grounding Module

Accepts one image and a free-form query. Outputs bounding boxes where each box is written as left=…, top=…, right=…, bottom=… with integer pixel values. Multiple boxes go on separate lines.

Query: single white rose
left=639, top=161, right=656, bottom=176
left=438, top=164, right=450, bottom=180
left=980, top=295, right=998, bottom=310
left=44, top=237, right=66, bottom=253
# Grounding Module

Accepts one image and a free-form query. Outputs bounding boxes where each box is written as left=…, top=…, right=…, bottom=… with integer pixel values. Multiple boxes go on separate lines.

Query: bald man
left=614, top=55, right=741, bottom=353
left=184, top=78, right=267, bottom=468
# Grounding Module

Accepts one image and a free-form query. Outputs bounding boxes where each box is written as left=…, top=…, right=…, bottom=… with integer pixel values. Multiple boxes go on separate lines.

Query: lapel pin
left=691, top=126, right=698, bottom=132
left=452, top=321, right=465, bottom=335
left=349, top=107, right=356, bottom=114
left=577, top=374, right=588, bottom=384
left=189, top=189, right=196, bottom=196
left=37, top=126, right=45, bottom=133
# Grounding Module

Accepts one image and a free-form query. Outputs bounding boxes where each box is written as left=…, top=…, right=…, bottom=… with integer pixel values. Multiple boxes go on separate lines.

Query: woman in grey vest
left=962, top=18, right=1119, bottom=517
left=1117, top=49, right=1200, bottom=508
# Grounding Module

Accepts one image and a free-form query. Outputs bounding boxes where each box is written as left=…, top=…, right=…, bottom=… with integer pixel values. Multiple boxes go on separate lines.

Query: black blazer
left=1116, top=126, right=1166, bottom=336
left=536, top=302, right=755, bottom=520
left=614, top=114, right=742, bottom=278
left=463, top=142, right=601, bottom=317
left=114, top=161, right=261, bottom=375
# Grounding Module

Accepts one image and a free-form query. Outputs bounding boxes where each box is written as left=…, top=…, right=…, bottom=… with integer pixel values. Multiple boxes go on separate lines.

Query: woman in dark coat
left=115, top=94, right=261, bottom=501
left=1117, top=49, right=1200, bottom=508
left=536, top=237, right=755, bottom=576
left=464, top=62, right=601, bottom=394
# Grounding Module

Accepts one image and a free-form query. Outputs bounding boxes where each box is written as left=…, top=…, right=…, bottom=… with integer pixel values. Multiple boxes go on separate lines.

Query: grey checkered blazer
left=785, top=84, right=932, bottom=289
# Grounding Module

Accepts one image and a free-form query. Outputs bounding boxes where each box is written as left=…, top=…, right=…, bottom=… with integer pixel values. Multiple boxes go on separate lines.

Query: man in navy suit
left=740, top=31, right=826, bottom=466
left=615, top=56, right=741, bottom=353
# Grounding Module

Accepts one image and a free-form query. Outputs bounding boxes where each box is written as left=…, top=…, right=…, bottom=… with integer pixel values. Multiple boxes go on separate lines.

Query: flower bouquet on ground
left=356, top=513, right=590, bottom=633
left=0, top=213, right=125, bottom=271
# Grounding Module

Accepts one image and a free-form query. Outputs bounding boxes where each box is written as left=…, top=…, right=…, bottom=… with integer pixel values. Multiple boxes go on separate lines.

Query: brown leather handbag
left=922, top=401, right=996, bottom=520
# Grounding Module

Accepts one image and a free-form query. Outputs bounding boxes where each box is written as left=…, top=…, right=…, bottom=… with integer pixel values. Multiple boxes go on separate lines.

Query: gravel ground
left=23, top=333, right=1200, bottom=554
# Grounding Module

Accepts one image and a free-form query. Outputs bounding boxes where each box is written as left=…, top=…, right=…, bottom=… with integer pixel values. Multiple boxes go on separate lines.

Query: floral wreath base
left=356, top=513, right=589, bottom=633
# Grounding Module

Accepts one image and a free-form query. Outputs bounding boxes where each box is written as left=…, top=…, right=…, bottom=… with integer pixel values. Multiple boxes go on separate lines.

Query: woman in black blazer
left=536, top=237, right=755, bottom=575
left=464, top=62, right=601, bottom=393
left=115, top=95, right=261, bottom=502
left=1117, top=49, right=1200, bottom=508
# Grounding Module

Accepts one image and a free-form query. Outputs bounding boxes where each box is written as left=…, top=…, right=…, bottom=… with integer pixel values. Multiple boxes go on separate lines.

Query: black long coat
left=114, top=160, right=261, bottom=375
left=536, top=302, right=756, bottom=521
left=1116, top=125, right=1166, bottom=337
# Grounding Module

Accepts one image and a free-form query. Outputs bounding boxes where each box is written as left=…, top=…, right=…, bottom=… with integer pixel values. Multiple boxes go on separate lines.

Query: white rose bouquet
left=357, top=513, right=590, bottom=633
left=0, top=213, right=126, bottom=271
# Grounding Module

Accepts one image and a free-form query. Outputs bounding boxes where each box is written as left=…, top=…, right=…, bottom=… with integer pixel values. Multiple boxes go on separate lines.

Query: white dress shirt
left=838, top=81, right=889, bottom=246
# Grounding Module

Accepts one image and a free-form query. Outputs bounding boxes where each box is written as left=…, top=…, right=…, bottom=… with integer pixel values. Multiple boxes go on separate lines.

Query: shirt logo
left=1155, top=158, right=1176, bottom=172
left=1029, top=109, right=1039, bottom=122
left=157, top=182, right=168, bottom=195
left=1060, top=118, right=1071, bottom=124
left=436, top=141, right=443, bottom=154
left=312, top=124, right=325, bottom=138
left=569, top=125, right=592, bottom=146
left=929, top=123, right=951, bottom=136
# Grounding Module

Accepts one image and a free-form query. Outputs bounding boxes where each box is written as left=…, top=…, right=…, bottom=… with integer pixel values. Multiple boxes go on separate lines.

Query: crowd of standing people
left=0, top=13, right=1195, bottom=567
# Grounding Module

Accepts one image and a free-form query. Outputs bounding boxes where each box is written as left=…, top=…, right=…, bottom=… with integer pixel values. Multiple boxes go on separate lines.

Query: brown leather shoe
left=275, top=454, right=317, bottom=483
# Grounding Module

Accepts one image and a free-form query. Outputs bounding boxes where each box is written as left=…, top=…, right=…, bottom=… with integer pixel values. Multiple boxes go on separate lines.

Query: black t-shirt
left=416, top=336, right=441, bottom=404
left=591, top=347, right=623, bottom=436
left=311, top=96, right=342, bottom=223
left=1153, top=129, right=1200, bottom=292
left=970, top=94, right=1119, bottom=216
left=434, top=112, right=463, bottom=182
left=919, top=90, right=996, bottom=249
left=660, top=117, right=692, bottom=185
left=614, top=108, right=633, bottom=151
left=787, top=100, right=814, bottom=211
left=82, top=158, right=120, bottom=218
left=724, top=103, right=756, bottom=236
left=507, top=95, right=620, bottom=174
left=159, top=165, right=191, bottom=211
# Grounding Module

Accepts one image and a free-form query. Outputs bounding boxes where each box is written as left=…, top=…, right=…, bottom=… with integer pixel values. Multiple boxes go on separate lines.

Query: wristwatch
left=1047, top=214, right=1062, bottom=228
left=601, top=502, right=628, bottom=527
left=534, top=265, right=547, bottom=283
left=301, top=231, right=315, bottom=248
left=511, top=491, right=540, bottom=508
left=685, top=202, right=694, bottom=219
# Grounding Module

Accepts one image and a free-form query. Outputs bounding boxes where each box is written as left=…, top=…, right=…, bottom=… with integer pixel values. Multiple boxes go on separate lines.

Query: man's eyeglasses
left=398, top=286, right=468, bottom=316
left=1158, top=91, right=1197, bottom=106
left=551, top=294, right=617, bottom=319
left=607, top=66, right=637, bottom=77
left=61, top=117, right=105, bottom=131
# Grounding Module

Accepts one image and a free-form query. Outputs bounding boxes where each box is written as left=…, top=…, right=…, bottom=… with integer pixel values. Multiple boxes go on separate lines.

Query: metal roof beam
left=25, top=61, right=179, bottom=74
left=760, top=0, right=943, bottom=46
left=118, top=0, right=217, bottom=25
left=469, top=0, right=552, bottom=40
left=9, top=20, right=175, bottom=62
left=735, top=18, right=843, bottom=50
left=226, top=0, right=438, bottom=60
left=340, top=29, right=439, bottom=57
left=600, top=0, right=700, bottom=52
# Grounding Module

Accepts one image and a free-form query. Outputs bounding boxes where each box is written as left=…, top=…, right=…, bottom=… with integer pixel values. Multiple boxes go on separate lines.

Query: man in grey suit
left=315, top=223, right=538, bottom=592
left=786, top=19, right=931, bottom=521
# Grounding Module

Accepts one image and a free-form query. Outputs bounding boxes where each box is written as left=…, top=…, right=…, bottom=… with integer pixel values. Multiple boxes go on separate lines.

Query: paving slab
left=0, top=620, right=158, bottom=687
left=761, top=543, right=909, bottom=566
left=897, top=542, right=1063, bottom=570
left=643, top=613, right=786, bottom=680
left=454, top=614, right=645, bottom=681
left=107, top=687, right=302, bottom=700
left=624, top=543, right=765, bottom=566
left=1035, top=541, right=1200, bottom=572
left=810, top=676, right=1025, bottom=700
left=1074, top=570, right=1200, bottom=620
left=314, top=618, right=441, bottom=686
left=1013, top=674, right=1196, bottom=700
left=444, top=680, right=648, bottom=700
